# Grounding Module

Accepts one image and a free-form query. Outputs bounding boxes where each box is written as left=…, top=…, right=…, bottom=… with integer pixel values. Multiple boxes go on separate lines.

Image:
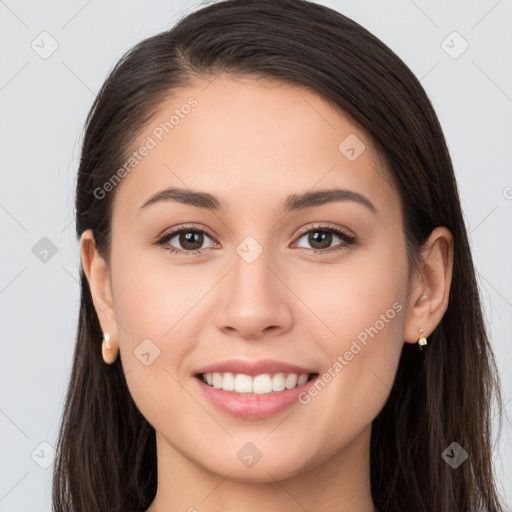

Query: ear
left=80, top=229, right=119, bottom=361
left=404, top=226, right=454, bottom=344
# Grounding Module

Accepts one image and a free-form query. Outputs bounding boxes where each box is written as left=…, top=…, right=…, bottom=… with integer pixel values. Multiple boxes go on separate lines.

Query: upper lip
left=194, top=358, right=318, bottom=377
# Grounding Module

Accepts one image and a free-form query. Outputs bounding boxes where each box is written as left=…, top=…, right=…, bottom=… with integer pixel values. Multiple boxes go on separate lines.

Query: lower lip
left=194, top=374, right=319, bottom=419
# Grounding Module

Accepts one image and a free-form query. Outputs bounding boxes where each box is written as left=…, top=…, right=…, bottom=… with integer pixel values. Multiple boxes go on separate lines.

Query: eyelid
left=293, top=222, right=355, bottom=239
left=157, top=223, right=217, bottom=242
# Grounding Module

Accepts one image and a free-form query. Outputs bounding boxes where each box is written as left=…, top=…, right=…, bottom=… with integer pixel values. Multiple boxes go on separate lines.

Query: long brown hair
left=52, top=1, right=505, bottom=510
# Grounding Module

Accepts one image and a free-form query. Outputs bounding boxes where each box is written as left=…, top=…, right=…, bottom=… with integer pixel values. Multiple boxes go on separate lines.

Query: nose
left=214, top=243, right=294, bottom=341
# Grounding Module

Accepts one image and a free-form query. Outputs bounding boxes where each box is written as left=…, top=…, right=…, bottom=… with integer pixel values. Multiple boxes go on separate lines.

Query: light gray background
left=1, top=1, right=511, bottom=510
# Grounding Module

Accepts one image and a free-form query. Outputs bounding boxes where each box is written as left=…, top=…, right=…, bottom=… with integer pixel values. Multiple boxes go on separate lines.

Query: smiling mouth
left=195, top=372, right=319, bottom=395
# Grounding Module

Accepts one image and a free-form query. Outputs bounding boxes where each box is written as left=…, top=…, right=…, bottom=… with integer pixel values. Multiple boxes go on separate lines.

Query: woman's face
left=97, top=75, right=412, bottom=481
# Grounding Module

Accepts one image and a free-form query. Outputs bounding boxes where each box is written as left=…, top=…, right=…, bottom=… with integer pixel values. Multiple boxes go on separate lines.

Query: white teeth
left=201, top=372, right=313, bottom=394
left=272, top=373, right=286, bottom=392
left=212, top=372, right=222, bottom=389
left=253, top=374, right=273, bottom=394
left=297, top=374, right=308, bottom=386
left=285, top=373, right=298, bottom=389
left=234, top=373, right=253, bottom=393
left=221, top=372, right=235, bottom=391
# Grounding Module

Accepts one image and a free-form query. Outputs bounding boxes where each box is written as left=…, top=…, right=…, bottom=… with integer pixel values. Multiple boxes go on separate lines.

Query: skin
left=81, top=74, right=454, bottom=512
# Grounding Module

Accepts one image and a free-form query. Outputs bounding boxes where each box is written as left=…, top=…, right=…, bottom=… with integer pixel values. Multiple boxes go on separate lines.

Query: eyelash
left=155, top=223, right=356, bottom=256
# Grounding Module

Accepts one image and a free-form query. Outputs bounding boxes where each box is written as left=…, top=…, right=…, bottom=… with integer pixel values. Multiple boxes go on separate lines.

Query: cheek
left=108, top=245, right=201, bottom=382
left=109, top=248, right=221, bottom=420
left=110, top=242, right=217, bottom=341
left=110, top=255, right=209, bottom=432
left=294, top=240, right=408, bottom=408
left=294, top=242, right=408, bottom=346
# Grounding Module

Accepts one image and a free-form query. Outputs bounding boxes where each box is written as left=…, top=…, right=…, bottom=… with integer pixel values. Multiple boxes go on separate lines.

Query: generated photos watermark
left=93, top=96, right=198, bottom=200
left=298, top=300, right=403, bottom=405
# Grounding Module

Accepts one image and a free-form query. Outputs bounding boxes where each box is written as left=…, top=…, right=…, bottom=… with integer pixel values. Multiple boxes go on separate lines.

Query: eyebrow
left=137, top=187, right=377, bottom=216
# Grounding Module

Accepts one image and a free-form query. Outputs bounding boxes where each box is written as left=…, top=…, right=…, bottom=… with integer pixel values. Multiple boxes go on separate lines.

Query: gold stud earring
left=418, top=328, right=428, bottom=351
left=102, top=332, right=118, bottom=364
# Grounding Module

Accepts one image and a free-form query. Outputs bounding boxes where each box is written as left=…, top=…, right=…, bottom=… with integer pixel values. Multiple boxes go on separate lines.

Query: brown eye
left=294, top=226, right=356, bottom=254
left=307, top=230, right=334, bottom=250
left=177, top=231, right=204, bottom=250
left=156, top=227, right=217, bottom=255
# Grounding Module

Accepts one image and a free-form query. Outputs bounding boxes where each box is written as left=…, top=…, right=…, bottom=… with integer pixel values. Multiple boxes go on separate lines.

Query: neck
left=147, top=423, right=375, bottom=512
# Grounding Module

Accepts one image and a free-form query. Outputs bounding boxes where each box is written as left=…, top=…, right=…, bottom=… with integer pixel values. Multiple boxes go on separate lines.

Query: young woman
left=52, top=1, right=505, bottom=510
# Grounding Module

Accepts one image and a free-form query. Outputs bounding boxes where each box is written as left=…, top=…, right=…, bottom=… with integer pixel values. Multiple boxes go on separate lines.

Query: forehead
left=111, top=74, right=398, bottom=221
